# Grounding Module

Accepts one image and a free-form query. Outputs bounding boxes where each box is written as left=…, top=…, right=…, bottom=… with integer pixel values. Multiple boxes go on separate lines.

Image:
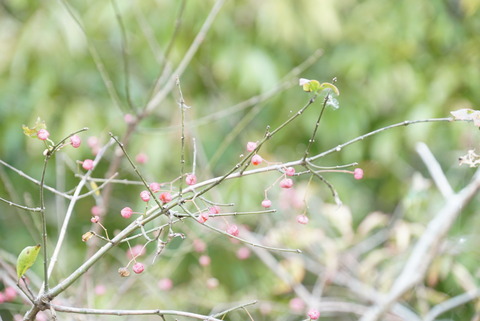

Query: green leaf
left=16, top=244, right=41, bottom=279
left=319, top=82, right=340, bottom=96
left=22, top=117, right=47, bottom=137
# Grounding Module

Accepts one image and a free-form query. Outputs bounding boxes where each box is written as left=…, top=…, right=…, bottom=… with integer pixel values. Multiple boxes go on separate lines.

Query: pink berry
left=132, top=262, right=145, bottom=274
left=199, top=255, right=211, bottom=266
left=37, top=129, right=50, bottom=140
left=140, top=190, right=150, bottom=202
left=158, top=278, right=173, bottom=291
left=289, top=297, right=305, bottom=313
left=70, top=135, right=81, bottom=148
left=149, top=182, right=161, bottom=193
left=208, top=206, right=220, bottom=214
left=296, top=215, right=309, bottom=224
left=127, top=245, right=146, bottom=259
left=307, top=309, right=320, bottom=320
left=186, top=174, right=197, bottom=185
left=236, top=247, right=250, bottom=260
left=354, top=168, right=364, bottom=180
left=82, top=159, right=94, bottom=171
left=135, top=152, right=148, bottom=164
left=285, top=167, right=295, bottom=176
left=279, top=178, right=293, bottom=189
left=121, top=207, right=133, bottom=219
left=197, top=212, right=209, bottom=223
left=226, top=224, right=239, bottom=237
left=261, top=199, right=272, bottom=208
left=246, top=141, right=257, bottom=152
left=0, top=292, right=6, bottom=304
left=91, top=205, right=103, bottom=216
left=90, top=215, right=100, bottom=223
left=251, top=154, right=263, bottom=166
left=4, top=287, right=17, bottom=301
left=159, top=192, right=172, bottom=203
left=124, top=113, right=135, bottom=124
left=193, top=239, right=206, bottom=252
left=94, top=284, right=106, bottom=295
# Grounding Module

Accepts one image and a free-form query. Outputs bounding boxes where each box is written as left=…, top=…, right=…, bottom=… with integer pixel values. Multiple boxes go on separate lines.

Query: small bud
left=70, top=135, right=81, bottom=148
left=279, top=178, right=293, bottom=189
left=289, top=298, right=305, bottom=313
left=159, top=192, right=172, bottom=203
left=197, top=212, right=209, bottom=223
left=296, top=215, right=309, bottom=225
left=37, top=129, right=50, bottom=141
left=285, top=167, right=295, bottom=176
left=307, top=309, right=320, bottom=320
left=246, top=141, right=257, bottom=152
left=121, top=207, right=133, bottom=219
left=132, top=262, right=145, bottom=274
left=186, top=174, right=197, bottom=185
left=149, top=182, right=161, bottom=193
left=118, top=267, right=130, bottom=277
left=226, top=224, right=239, bottom=237
left=82, top=231, right=94, bottom=242
left=90, top=215, right=100, bottom=223
left=251, top=154, right=263, bottom=166
left=193, top=239, right=206, bottom=253
left=354, top=168, right=364, bottom=180
left=140, top=190, right=150, bottom=202
left=261, top=199, right=272, bottom=208
left=82, top=159, right=94, bottom=171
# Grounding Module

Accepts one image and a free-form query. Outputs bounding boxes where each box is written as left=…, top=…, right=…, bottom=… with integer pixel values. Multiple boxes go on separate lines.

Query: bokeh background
left=1, top=0, right=480, bottom=320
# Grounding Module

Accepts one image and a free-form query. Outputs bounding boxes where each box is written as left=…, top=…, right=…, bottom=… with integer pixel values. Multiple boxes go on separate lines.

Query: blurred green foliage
left=1, top=0, right=480, bottom=320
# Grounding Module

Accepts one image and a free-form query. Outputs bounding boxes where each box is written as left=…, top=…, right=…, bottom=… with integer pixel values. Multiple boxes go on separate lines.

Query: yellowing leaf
left=16, top=244, right=41, bottom=279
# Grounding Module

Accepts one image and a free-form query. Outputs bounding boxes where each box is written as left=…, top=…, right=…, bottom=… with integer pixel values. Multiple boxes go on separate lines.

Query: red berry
left=37, top=129, right=50, bottom=140
left=82, top=159, right=94, bottom=171
left=285, top=167, right=295, bottom=176
left=209, top=206, right=220, bottom=214
left=149, top=182, right=161, bottom=193
left=251, top=154, right=263, bottom=166
left=159, top=192, right=172, bottom=203
left=135, top=153, right=148, bottom=164
left=261, top=199, right=272, bottom=208
left=296, top=215, right=309, bottom=224
left=121, top=207, right=133, bottom=219
left=307, top=309, right=320, bottom=320
left=354, top=168, right=364, bottom=180
left=226, top=224, right=239, bottom=237
left=132, top=262, right=145, bottom=274
left=70, top=135, right=81, bottom=148
left=186, top=174, right=197, bottom=185
left=140, top=190, right=150, bottom=202
left=197, top=212, right=209, bottom=223
left=199, top=255, right=211, bottom=266
left=279, top=178, right=293, bottom=189
left=246, top=141, right=257, bottom=152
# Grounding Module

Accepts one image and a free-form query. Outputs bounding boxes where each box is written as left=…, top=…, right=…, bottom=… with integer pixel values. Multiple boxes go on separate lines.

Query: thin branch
left=0, top=197, right=42, bottom=212
left=424, top=288, right=480, bottom=321
left=50, top=304, right=224, bottom=321
left=359, top=171, right=480, bottom=321
left=415, top=142, right=454, bottom=198
left=143, top=0, right=226, bottom=115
